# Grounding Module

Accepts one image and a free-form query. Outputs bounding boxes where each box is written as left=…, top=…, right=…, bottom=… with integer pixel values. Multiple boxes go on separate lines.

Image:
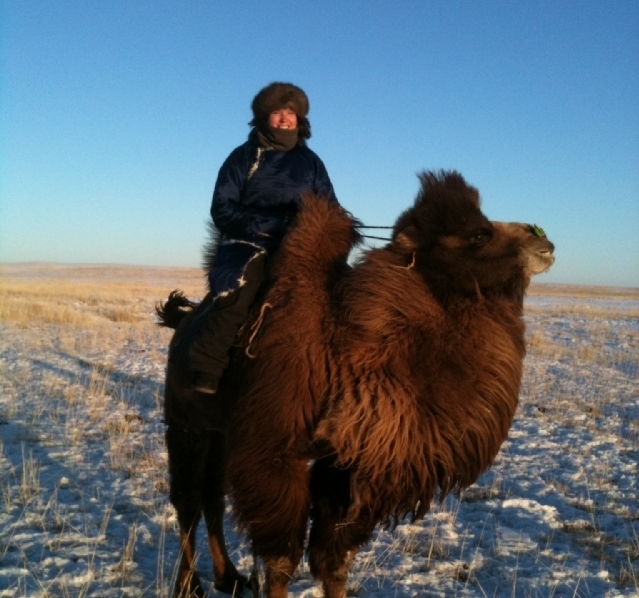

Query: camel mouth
left=525, top=242, right=555, bottom=276
left=532, top=251, right=555, bottom=274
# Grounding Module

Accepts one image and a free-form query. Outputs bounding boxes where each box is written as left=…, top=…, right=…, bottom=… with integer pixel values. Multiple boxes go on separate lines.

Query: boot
left=193, top=372, right=219, bottom=395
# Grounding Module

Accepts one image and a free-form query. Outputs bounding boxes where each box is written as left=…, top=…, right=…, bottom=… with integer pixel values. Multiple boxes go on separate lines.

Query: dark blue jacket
left=208, top=132, right=338, bottom=295
left=211, top=132, right=337, bottom=249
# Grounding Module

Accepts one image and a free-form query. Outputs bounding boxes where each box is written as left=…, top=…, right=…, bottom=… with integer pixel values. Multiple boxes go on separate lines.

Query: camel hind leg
left=166, top=425, right=207, bottom=598
left=201, top=432, right=248, bottom=595
left=174, top=524, right=203, bottom=598
left=308, top=458, right=376, bottom=598
left=167, top=426, right=246, bottom=597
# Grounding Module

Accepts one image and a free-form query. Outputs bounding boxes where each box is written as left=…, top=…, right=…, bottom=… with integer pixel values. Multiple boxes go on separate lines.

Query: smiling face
left=268, top=107, right=298, bottom=130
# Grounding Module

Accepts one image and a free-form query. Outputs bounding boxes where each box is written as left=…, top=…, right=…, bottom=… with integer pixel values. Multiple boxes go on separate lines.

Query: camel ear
left=394, top=225, right=419, bottom=250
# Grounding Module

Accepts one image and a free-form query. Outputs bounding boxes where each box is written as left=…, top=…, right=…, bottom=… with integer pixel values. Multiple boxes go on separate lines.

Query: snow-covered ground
left=1, top=268, right=637, bottom=597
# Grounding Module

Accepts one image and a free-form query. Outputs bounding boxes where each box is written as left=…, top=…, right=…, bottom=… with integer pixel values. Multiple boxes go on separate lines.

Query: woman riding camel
left=173, top=82, right=338, bottom=395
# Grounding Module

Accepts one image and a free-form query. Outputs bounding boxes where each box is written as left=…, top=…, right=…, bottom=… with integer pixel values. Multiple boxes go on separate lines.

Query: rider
left=175, top=82, right=338, bottom=395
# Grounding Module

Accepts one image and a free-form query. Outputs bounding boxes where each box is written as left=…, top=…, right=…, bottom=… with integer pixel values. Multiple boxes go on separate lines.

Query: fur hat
left=251, top=82, right=309, bottom=120
left=249, top=82, right=311, bottom=140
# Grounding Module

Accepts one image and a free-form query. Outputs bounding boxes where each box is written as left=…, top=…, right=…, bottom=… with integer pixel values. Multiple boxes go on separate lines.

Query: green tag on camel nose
left=531, top=224, right=546, bottom=238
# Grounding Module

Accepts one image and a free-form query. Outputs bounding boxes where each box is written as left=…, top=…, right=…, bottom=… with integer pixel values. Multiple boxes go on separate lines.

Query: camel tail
left=155, top=290, right=196, bottom=329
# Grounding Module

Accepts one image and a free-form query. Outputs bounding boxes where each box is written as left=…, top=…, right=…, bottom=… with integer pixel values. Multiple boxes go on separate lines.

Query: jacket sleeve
left=313, top=155, right=338, bottom=204
left=210, top=145, right=259, bottom=238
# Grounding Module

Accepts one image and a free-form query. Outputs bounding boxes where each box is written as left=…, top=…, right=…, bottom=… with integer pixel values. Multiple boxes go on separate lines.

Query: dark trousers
left=181, top=253, right=266, bottom=379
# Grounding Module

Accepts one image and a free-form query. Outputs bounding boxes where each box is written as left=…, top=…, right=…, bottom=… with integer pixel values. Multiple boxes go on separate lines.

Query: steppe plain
left=1, top=263, right=637, bottom=597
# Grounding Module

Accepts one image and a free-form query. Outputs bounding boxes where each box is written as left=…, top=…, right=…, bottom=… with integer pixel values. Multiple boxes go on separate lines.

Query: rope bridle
left=355, top=224, right=393, bottom=242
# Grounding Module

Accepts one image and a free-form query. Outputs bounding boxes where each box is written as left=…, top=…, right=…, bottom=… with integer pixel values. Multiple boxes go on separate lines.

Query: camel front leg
left=309, top=513, right=373, bottom=598
left=262, top=555, right=300, bottom=598
left=229, top=451, right=310, bottom=597
left=255, top=482, right=307, bottom=598
left=315, top=547, right=359, bottom=598
left=308, top=459, right=376, bottom=598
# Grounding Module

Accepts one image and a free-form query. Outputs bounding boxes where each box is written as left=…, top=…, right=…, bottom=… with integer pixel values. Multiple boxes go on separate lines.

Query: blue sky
left=1, top=1, right=638, bottom=287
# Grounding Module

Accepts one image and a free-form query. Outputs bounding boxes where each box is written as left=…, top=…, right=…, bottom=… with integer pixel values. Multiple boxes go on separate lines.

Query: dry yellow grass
left=528, top=282, right=639, bottom=300
left=0, top=263, right=206, bottom=328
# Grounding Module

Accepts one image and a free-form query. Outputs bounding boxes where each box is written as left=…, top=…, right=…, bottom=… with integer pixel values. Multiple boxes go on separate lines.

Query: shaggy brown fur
left=157, top=170, right=555, bottom=598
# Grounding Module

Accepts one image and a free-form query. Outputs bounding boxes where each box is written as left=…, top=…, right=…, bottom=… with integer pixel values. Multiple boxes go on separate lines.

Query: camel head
left=390, top=170, right=555, bottom=296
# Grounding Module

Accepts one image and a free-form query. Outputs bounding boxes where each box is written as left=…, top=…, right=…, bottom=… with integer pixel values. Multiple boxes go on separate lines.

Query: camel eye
left=468, top=230, right=492, bottom=247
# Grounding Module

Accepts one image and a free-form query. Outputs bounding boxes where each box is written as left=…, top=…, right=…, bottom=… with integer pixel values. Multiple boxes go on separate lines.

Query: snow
left=1, top=281, right=638, bottom=597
